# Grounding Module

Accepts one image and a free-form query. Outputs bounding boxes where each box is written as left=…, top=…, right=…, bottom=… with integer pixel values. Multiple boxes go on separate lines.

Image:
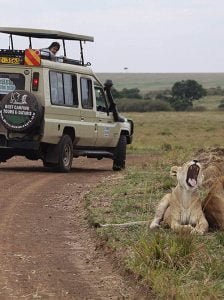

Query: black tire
left=0, top=153, right=13, bottom=163
left=113, top=135, right=127, bottom=171
left=43, top=161, right=55, bottom=168
left=56, top=135, right=73, bottom=172
left=0, top=90, right=42, bottom=132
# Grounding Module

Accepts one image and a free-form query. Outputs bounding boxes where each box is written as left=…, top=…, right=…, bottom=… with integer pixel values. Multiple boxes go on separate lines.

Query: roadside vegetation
left=98, top=72, right=224, bottom=112
left=86, top=109, right=224, bottom=299
left=113, top=83, right=224, bottom=112
left=97, top=73, right=224, bottom=92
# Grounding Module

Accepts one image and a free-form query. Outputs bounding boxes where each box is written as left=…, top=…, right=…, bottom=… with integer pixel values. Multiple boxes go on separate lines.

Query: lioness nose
left=193, top=159, right=198, bottom=163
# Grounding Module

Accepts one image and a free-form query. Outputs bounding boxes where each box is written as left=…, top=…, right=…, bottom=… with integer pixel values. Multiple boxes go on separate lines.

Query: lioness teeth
left=188, top=178, right=197, bottom=187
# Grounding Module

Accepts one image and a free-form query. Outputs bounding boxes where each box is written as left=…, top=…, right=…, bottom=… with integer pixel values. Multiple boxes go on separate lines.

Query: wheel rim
left=63, top=144, right=72, bottom=167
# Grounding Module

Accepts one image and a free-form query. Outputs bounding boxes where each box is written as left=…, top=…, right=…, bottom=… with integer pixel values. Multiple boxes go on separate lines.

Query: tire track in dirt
left=0, top=157, right=148, bottom=299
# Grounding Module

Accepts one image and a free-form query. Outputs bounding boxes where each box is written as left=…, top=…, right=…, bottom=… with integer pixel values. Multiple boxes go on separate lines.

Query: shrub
left=206, top=86, right=224, bottom=96
left=117, top=99, right=173, bottom=112
left=188, top=106, right=207, bottom=112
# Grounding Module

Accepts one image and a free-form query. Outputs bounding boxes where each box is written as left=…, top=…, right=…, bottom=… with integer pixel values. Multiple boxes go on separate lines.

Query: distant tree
left=170, top=80, right=206, bottom=111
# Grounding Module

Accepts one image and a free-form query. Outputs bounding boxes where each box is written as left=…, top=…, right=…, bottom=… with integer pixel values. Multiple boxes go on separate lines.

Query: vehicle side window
left=80, top=78, right=93, bottom=109
left=50, top=71, right=78, bottom=106
left=95, top=86, right=108, bottom=112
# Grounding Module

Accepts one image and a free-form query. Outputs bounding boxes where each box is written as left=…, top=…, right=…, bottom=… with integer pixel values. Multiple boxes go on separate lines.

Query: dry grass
left=126, top=111, right=224, bottom=160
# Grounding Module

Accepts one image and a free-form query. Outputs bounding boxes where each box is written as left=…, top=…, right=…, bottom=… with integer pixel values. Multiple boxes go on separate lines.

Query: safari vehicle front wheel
left=113, top=135, right=127, bottom=171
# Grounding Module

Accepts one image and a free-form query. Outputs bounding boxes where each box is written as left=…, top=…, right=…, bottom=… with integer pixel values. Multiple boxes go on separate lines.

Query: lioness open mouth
left=186, top=164, right=200, bottom=187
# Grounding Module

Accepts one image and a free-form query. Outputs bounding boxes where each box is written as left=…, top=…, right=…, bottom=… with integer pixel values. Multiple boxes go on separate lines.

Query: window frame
left=49, top=71, right=78, bottom=107
left=80, top=77, right=93, bottom=109
left=94, top=85, right=109, bottom=113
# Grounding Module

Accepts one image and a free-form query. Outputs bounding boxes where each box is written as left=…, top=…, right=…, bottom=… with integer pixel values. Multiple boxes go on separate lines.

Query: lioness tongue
left=188, top=178, right=196, bottom=186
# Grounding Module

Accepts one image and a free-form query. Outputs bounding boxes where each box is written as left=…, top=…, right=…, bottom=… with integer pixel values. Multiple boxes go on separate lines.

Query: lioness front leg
left=150, top=194, right=171, bottom=229
left=192, top=214, right=209, bottom=235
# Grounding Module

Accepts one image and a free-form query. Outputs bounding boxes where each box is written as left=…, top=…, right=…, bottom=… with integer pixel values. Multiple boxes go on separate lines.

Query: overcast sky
left=0, top=0, right=223, bottom=73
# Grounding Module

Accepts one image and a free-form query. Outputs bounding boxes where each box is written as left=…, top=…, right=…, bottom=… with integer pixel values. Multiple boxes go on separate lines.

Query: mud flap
left=44, top=143, right=60, bottom=163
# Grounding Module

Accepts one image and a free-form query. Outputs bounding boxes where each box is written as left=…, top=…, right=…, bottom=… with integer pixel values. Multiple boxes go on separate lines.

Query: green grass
left=86, top=111, right=224, bottom=299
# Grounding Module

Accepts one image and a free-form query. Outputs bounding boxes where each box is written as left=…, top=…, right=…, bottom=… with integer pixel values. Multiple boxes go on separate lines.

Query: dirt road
left=0, top=156, right=147, bottom=299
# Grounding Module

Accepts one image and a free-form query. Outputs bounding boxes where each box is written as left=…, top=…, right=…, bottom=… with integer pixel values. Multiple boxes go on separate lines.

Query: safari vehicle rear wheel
left=113, top=135, right=127, bottom=171
left=57, top=134, right=73, bottom=172
left=0, top=90, right=43, bottom=132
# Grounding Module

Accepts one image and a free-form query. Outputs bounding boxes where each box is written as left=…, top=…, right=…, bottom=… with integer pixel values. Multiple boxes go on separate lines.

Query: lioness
left=150, top=160, right=208, bottom=234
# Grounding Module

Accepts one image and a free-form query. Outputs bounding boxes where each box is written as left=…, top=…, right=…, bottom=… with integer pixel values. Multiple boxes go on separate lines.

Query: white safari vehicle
left=0, top=27, right=133, bottom=172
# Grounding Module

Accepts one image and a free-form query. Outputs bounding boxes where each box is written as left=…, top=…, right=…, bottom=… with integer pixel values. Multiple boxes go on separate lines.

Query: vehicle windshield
left=0, top=73, right=25, bottom=100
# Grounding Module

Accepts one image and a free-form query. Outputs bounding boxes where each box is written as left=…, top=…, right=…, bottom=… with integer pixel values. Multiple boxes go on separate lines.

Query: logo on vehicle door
left=104, top=127, right=110, bottom=137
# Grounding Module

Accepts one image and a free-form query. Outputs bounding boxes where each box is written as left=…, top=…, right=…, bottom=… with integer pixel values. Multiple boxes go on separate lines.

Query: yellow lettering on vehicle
left=0, top=57, right=20, bottom=64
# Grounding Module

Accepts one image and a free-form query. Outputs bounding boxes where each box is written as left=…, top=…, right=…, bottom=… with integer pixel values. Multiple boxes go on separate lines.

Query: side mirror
left=104, top=80, right=113, bottom=89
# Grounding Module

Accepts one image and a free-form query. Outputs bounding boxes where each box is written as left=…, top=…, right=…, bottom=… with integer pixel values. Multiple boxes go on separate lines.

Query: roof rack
left=0, top=27, right=94, bottom=66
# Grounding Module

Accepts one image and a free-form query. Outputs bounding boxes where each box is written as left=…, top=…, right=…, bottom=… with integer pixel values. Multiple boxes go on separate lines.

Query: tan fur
left=193, top=148, right=224, bottom=230
left=97, top=221, right=148, bottom=228
left=150, top=161, right=208, bottom=234
left=203, top=176, right=224, bottom=229
left=195, top=147, right=224, bottom=188
left=202, top=164, right=223, bottom=188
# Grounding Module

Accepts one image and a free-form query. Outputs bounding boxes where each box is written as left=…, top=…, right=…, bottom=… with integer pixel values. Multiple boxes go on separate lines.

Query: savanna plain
left=87, top=73, right=224, bottom=299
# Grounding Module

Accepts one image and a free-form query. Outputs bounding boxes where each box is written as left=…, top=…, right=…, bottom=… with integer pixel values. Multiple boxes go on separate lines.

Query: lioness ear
left=170, top=166, right=178, bottom=176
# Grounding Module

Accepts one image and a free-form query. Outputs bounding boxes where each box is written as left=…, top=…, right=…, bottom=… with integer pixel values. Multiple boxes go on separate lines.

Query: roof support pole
left=80, top=41, right=84, bottom=65
left=29, top=37, right=32, bottom=48
left=62, top=39, right=66, bottom=56
left=10, top=34, right=14, bottom=50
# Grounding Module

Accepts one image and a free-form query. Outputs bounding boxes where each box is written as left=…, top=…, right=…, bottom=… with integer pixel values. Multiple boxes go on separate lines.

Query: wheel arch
left=120, top=130, right=130, bottom=144
left=63, top=127, right=75, bottom=143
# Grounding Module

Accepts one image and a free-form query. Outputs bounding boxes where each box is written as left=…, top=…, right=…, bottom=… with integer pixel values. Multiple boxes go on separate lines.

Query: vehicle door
left=77, top=76, right=97, bottom=146
left=94, top=85, right=119, bottom=147
left=44, top=71, right=81, bottom=144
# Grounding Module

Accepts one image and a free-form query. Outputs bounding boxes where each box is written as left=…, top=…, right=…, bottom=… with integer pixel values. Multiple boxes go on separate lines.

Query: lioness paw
left=149, top=221, right=160, bottom=229
left=190, top=228, right=205, bottom=235
left=177, top=225, right=194, bottom=233
left=183, top=224, right=193, bottom=230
